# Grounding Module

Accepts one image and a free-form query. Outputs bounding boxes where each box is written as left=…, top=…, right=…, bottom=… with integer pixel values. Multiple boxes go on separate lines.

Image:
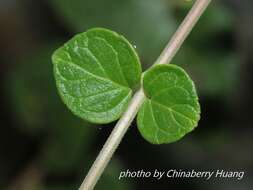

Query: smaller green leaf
left=52, top=28, right=142, bottom=124
left=137, top=64, right=200, bottom=144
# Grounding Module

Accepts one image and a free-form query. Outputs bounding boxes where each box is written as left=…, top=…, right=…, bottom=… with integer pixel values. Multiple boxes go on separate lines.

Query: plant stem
left=79, top=0, right=211, bottom=189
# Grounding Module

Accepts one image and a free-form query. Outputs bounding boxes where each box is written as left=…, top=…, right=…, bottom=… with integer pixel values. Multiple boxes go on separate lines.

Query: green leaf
left=52, top=28, right=142, bottom=124
left=137, top=64, right=200, bottom=144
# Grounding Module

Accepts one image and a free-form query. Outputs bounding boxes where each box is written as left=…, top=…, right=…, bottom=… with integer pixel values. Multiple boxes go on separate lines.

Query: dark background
left=0, top=0, right=253, bottom=189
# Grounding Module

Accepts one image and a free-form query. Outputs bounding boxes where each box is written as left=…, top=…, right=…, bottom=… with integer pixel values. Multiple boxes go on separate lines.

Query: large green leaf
left=52, top=28, right=142, bottom=124
left=137, top=65, right=200, bottom=144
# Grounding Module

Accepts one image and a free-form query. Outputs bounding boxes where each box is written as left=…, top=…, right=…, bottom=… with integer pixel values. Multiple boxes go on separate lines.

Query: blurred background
left=0, top=0, right=252, bottom=189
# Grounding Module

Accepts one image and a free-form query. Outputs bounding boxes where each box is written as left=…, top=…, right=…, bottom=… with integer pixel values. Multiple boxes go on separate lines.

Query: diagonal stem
left=79, top=0, right=211, bottom=189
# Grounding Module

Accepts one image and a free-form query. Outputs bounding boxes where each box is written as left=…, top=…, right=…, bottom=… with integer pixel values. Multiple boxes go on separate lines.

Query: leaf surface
left=52, top=28, right=141, bottom=124
left=137, top=64, right=200, bottom=144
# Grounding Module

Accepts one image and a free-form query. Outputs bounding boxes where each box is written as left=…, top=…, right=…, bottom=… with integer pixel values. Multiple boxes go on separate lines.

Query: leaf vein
left=92, top=36, right=130, bottom=87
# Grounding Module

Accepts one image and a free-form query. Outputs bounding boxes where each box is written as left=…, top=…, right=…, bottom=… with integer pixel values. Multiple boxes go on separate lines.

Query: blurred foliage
left=96, top=160, right=132, bottom=190
left=8, top=45, right=90, bottom=126
left=7, top=44, right=93, bottom=171
left=173, top=3, right=239, bottom=98
left=41, top=185, right=77, bottom=190
left=175, top=46, right=239, bottom=97
left=41, top=119, right=92, bottom=173
left=176, top=2, right=234, bottom=43
left=48, top=0, right=176, bottom=64
left=41, top=160, right=131, bottom=190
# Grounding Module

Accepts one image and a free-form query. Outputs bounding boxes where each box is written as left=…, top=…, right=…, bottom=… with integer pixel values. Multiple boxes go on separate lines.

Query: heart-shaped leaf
left=52, top=28, right=142, bottom=124
left=137, top=64, right=200, bottom=144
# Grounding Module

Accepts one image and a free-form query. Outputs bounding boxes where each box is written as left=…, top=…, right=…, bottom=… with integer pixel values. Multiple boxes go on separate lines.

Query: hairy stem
left=79, top=0, right=211, bottom=189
